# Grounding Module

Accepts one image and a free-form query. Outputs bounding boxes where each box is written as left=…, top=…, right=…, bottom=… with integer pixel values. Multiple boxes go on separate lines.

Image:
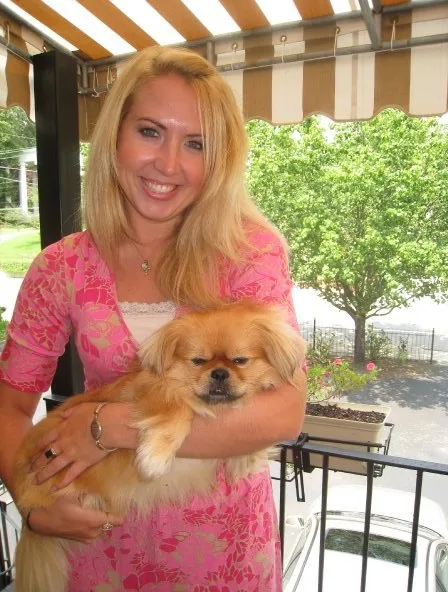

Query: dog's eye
left=191, top=357, right=208, bottom=366
left=232, top=357, right=249, bottom=366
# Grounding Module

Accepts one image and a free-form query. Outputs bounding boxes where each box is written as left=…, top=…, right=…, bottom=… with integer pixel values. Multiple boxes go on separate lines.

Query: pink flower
left=366, top=362, right=376, bottom=371
left=332, top=358, right=342, bottom=365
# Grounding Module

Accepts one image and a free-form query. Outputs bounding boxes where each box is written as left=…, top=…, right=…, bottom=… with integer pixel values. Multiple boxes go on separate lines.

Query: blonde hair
left=84, top=46, right=281, bottom=306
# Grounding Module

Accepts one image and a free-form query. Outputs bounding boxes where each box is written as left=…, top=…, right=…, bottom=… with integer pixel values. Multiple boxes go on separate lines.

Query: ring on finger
left=44, top=447, right=58, bottom=460
left=102, top=512, right=113, bottom=532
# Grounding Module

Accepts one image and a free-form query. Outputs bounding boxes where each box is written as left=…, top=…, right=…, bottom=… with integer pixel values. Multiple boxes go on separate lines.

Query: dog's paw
left=136, top=440, right=175, bottom=480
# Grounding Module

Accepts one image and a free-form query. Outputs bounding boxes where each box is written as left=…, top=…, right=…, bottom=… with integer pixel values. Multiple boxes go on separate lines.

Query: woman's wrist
left=95, top=402, right=138, bottom=450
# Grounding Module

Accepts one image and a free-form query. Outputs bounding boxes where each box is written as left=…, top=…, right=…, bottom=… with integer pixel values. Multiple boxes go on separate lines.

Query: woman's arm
left=0, top=383, right=41, bottom=497
left=180, top=376, right=307, bottom=458
left=0, top=382, right=123, bottom=540
left=96, top=374, right=307, bottom=458
left=33, top=367, right=306, bottom=489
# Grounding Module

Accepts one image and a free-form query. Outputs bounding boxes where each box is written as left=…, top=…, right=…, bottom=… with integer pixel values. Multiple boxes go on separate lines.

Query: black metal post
left=32, top=50, right=84, bottom=404
left=430, top=329, right=435, bottom=364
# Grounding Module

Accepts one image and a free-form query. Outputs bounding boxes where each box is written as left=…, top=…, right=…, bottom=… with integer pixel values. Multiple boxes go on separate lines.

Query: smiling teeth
left=143, top=179, right=176, bottom=193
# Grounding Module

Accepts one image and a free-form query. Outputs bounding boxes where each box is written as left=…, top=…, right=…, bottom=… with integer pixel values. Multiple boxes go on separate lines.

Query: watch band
left=90, top=402, right=118, bottom=452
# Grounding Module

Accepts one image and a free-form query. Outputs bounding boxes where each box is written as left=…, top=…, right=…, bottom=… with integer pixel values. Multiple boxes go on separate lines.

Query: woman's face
left=117, top=73, right=205, bottom=233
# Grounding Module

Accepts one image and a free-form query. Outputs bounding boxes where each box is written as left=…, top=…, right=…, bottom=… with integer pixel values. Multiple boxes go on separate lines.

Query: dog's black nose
left=211, top=368, right=229, bottom=382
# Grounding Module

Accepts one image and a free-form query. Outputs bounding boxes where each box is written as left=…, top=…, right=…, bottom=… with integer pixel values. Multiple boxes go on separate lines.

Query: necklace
left=129, top=240, right=151, bottom=275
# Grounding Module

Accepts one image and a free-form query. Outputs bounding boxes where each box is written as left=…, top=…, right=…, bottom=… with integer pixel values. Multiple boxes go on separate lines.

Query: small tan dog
left=13, top=301, right=307, bottom=592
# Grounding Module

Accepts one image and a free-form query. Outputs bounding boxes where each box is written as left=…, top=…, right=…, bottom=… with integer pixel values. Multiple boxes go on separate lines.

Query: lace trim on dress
left=118, top=301, right=176, bottom=315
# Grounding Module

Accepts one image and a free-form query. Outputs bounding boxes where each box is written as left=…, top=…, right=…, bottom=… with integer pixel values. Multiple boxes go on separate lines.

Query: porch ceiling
left=0, top=0, right=447, bottom=137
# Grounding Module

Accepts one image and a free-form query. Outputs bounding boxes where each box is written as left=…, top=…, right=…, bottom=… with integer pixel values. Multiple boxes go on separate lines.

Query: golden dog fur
left=13, top=301, right=307, bottom=592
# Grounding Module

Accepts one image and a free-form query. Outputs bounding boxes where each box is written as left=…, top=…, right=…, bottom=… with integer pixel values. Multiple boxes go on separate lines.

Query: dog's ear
left=254, top=310, right=307, bottom=383
left=138, top=320, right=182, bottom=375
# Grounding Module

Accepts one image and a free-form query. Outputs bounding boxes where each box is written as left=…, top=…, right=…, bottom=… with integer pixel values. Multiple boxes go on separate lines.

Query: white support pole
left=19, top=161, right=28, bottom=216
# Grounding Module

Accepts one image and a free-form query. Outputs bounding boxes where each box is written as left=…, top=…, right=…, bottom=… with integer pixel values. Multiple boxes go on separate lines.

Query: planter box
left=301, top=402, right=392, bottom=475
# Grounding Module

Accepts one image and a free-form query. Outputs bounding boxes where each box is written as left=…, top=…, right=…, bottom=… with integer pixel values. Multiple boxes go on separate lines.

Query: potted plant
left=301, top=357, right=391, bottom=475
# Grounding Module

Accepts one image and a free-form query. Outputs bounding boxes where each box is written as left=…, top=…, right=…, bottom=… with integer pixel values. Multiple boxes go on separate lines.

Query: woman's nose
left=154, top=139, right=180, bottom=176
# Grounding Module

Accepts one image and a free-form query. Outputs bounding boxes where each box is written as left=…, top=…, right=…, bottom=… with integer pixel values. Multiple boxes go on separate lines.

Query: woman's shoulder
left=25, top=232, right=104, bottom=286
left=243, top=222, right=287, bottom=254
left=40, top=231, right=95, bottom=254
left=37, top=231, right=101, bottom=264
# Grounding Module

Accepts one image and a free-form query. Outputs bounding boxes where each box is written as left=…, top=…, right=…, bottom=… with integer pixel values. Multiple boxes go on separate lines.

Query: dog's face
left=138, top=302, right=306, bottom=406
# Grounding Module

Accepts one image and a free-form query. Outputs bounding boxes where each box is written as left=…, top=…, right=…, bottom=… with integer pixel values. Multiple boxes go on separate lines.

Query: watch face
left=91, top=418, right=102, bottom=441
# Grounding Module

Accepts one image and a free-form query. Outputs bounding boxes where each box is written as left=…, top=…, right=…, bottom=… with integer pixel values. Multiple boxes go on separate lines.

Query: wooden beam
left=13, top=0, right=111, bottom=59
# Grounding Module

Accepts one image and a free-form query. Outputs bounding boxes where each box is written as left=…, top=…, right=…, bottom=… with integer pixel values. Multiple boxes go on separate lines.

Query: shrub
left=307, top=330, right=337, bottom=365
left=365, top=325, right=392, bottom=362
left=307, top=358, right=378, bottom=402
left=0, top=209, right=39, bottom=229
left=0, top=307, right=7, bottom=342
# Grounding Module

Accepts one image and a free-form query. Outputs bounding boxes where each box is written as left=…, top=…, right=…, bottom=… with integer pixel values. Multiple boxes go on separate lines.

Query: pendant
left=141, top=260, right=151, bottom=275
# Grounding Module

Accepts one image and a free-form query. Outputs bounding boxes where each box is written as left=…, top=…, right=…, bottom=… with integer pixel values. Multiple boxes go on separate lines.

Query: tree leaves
left=247, top=110, right=448, bottom=361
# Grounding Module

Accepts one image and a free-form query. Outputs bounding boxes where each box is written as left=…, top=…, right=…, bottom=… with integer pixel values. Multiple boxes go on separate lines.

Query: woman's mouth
left=142, top=178, right=177, bottom=195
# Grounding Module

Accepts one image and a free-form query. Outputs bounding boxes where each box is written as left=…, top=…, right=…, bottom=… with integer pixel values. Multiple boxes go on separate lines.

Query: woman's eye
left=139, top=127, right=158, bottom=138
left=192, top=357, right=208, bottom=366
left=232, top=357, right=249, bottom=366
left=187, top=139, right=203, bottom=151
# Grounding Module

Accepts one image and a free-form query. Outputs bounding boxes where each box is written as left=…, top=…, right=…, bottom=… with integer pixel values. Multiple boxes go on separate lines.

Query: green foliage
left=247, top=110, right=448, bottom=361
left=307, top=330, right=337, bottom=365
left=0, top=231, right=40, bottom=276
left=307, top=358, right=378, bottom=402
left=0, top=209, right=39, bottom=229
left=0, top=307, right=7, bottom=342
left=397, top=337, right=409, bottom=364
left=365, top=325, right=393, bottom=362
left=0, top=107, right=36, bottom=210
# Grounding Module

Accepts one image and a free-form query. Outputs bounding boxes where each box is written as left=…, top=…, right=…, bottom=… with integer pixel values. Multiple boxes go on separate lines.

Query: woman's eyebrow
left=136, top=117, right=203, bottom=138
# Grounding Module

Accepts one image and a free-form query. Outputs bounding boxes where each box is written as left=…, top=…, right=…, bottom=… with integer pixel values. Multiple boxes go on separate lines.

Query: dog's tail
left=15, top=527, right=71, bottom=592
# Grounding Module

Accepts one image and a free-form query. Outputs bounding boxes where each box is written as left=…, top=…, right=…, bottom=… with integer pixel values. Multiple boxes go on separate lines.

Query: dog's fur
left=13, top=301, right=307, bottom=592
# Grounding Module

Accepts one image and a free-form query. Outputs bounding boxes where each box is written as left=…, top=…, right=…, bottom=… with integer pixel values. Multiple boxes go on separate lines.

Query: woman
left=0, top=47, right=306, bottom=590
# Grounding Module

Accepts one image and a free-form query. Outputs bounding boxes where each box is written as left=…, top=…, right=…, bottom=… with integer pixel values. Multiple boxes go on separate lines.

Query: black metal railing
left=276, top=437, right=448, bottom=592
left=300, top=320, right=435, bottom=362
left=0, top=501, right=19, bottom=591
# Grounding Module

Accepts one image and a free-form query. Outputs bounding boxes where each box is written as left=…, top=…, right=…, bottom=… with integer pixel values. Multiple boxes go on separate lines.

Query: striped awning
left=0, top=0, right=447, bottom=139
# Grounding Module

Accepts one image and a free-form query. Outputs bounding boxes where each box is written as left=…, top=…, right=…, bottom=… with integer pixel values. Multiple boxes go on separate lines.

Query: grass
left=0, top=231, right=41, bottom=276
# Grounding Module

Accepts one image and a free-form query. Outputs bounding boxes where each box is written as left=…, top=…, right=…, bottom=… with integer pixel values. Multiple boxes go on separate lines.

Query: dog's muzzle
left=200, top=367, right=238, bottom=404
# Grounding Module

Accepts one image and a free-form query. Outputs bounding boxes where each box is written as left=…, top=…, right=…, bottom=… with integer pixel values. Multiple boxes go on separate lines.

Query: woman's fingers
left=47, top=460, right=89, bottom=490
left=99, top=510, right=125, bottom=532
left=30, top=402, right=108, bottom=485
left=31, top=427, right=62, bottom=469
left=34, top=454, right=73, bottom=485
left=27, top=499, right=124, bottom=543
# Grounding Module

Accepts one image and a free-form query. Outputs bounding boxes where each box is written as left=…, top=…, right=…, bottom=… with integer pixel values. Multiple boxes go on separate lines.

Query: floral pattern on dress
left=69, top=468, right=281, bottom=592
left=1, top=227, right=297, bottom=590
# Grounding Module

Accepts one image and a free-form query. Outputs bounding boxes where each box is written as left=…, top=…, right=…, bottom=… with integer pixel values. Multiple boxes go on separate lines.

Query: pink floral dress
left=0, top=230, right=298, bottom=591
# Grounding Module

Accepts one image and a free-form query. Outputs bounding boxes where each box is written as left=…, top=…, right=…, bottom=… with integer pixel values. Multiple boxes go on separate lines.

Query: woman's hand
left=31, top=402, right=108, bottom=489
left=26, top=497, right=124, bottom=543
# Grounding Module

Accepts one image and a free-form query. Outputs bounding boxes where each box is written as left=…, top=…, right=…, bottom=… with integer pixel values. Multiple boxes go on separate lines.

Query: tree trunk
left=353, top=316, right=367, bottom=364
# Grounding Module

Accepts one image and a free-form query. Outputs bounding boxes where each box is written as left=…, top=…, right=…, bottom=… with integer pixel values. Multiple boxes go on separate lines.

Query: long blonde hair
left=84, top=46, right=280, bottom=306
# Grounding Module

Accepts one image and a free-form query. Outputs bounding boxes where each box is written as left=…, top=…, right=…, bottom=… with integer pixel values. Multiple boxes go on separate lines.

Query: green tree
left=0, top=106, right=36, bottom=211
left=247, top=110, right=448, bottom=363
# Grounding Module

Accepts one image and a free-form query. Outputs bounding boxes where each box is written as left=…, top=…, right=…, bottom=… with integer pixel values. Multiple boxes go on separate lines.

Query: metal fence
left=300, top=320, right=435, bottom=362
left=276, top=438, right=448, bottom=592
left=0, top=501, right=19, bottom=591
